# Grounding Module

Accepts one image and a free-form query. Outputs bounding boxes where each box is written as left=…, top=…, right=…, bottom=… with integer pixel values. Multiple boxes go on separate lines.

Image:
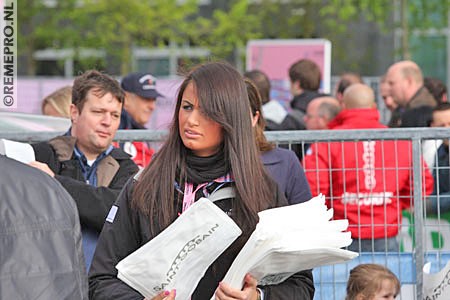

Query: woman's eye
left=182, top=105, right=193, bottom=111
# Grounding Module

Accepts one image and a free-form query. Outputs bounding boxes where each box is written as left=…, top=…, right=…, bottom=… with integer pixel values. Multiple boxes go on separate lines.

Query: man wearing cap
left=119, top=72, right=163, bottom=167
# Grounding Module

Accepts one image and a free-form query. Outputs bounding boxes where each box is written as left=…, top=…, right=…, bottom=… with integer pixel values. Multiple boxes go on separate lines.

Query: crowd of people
left=247, top=58, right=448, bottom=252
left=1, top=57, right=447, bottom=299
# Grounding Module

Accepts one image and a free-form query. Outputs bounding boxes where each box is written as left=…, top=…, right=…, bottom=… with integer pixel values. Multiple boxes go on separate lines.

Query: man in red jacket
left=303, top=83, right=434, bottom=252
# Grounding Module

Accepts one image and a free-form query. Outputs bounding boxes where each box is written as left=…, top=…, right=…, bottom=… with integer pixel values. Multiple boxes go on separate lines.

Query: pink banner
left=246, top=39, right=332, bottom=93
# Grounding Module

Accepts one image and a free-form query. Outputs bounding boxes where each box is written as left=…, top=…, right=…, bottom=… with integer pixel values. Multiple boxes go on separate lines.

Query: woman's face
left=178, top=82, right=223, bottom=157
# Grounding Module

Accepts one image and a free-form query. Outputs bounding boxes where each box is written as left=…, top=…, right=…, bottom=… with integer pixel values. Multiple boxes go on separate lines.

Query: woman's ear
left=251, top=111, right=260, bottom=127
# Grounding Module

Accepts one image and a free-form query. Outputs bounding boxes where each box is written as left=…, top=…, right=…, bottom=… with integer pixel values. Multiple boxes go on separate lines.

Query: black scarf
left=185, top=147, right=229, bottom=185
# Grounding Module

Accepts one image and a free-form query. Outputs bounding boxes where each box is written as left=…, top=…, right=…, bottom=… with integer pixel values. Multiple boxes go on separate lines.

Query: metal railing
left=3, top=127, right=450, bottom=299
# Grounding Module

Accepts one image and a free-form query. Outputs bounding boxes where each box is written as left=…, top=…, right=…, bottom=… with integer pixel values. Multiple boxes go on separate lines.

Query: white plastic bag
left=423, top=260, right=450, bottom=299
left=116, top=197, right=242, bottom=300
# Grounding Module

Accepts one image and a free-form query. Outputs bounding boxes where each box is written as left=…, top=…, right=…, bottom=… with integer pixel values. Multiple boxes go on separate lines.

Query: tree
left=18, top=0, right=78, bottom=75
left=18, top=0, right=450, bottom=76
left=18, top=0, right=200, bottom=76
left=71, top=0, right=199, bottom=75
left=191, top=0, right=261, bottom=63
left=192, top=0, right=327, bottom=66
left=319, top=0, right=450, bottom=59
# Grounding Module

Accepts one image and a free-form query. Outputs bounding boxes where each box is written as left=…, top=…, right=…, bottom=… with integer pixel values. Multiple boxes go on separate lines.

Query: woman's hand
left=214, top=274, right=260, bottom=300
left=144, top=289, right=176, bottom=300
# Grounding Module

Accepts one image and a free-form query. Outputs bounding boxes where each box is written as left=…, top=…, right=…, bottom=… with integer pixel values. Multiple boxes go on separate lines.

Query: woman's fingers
left=215, top=274, right=258, bottom=300
left=151, top=289, right=176, bottom=300
left=243, top=274, right=257, bottom=290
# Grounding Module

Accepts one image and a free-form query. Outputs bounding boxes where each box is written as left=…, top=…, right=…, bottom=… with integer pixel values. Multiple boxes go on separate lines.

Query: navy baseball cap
left=121, top=72, right=163, bottom=100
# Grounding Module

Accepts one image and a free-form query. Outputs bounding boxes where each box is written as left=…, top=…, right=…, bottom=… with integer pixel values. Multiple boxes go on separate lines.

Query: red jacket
left=303, top=108, right=434, bottom=239
left=113, top=141, right=154, bottom=168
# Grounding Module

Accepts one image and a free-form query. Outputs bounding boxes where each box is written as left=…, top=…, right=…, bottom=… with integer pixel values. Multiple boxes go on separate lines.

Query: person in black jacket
left=244, top=69, right=307, bottom=159
left=29, top=70, right=139, bottom=268
left=288, top=59, right=328, bottom=128
left=0, top=155, right=88, bottom=299
left=89, top=62, right=315, bottom=300
left=244, top=69, right=304, bottom=131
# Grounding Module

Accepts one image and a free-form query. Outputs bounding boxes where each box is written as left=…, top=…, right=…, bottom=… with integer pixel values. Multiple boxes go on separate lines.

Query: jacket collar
left=407, top=86, right=437, bottom=108
left=290, top=90, right=327, bottom=112
left=327, top=108, right=380, bottom=129
left=49, top=133, right=131, bottom=161
left=49, top=135, right=77, bottom=161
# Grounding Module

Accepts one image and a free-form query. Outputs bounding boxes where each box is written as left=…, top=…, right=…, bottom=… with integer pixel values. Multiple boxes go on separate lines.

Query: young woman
left=88, top=62, right=315, bottom=300
left=346, top=264, right=400, bottom=300
left=246, top=79, right=312, bottom=205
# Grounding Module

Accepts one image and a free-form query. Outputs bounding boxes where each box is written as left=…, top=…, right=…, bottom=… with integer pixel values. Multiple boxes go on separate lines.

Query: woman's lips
left=184, top=129, right=201, bottom=138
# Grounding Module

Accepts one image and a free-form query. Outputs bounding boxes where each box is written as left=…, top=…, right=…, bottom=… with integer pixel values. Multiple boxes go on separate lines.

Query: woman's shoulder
left=261, top=147, right=298, bottom=165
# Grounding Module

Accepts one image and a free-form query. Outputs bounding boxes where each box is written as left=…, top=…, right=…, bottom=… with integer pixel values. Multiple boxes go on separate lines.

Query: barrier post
left=412, top=137, right=424, bottom=298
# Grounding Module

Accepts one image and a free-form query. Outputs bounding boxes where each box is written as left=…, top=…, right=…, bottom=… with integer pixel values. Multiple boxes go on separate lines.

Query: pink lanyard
left=182, top=182, right=208, bottom=212
left=181, top=174, right=233, bottom=213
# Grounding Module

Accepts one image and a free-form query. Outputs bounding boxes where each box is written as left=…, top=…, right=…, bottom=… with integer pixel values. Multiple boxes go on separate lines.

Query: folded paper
left=0, top=139, right=35, bottom=164
left=219, top=194, right=358, bottom=295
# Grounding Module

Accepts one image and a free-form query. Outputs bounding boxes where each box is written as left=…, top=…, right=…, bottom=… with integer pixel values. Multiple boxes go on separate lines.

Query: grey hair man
left=304, top=96, right=341, bottom=130
left=386, top=60, right=436, bottom=109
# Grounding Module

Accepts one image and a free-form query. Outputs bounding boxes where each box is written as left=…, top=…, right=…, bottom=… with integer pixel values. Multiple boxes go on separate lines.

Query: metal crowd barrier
left=3, top=127, right=450, bottom=299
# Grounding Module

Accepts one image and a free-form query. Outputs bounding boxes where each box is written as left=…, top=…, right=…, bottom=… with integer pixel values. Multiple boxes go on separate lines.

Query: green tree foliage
left=249, top=0, right=320, bottom=39
left=18, top=0, right=78, bottom=75
left=71, top=0, right=198, bottom=74
left=190, top=0, right=261, bottom=62
left=319, top=0, right=450, bottom=59
left=192, top=0, right=325, bottom=64
left=18, top=0, right=199, bottom=75
left=18, top=0, right=450, bottom=75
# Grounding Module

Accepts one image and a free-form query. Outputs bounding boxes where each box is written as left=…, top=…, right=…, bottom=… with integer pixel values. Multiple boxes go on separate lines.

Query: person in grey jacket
left=0, top=155, right=88, bottom=299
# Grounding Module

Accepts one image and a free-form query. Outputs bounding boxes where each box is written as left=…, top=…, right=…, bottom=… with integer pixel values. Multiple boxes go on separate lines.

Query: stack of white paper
left=219, top=194, right=358, bottom=292
left=116, top=198, right=242, bottom=300
left=0, top=139, right=35, bottom=164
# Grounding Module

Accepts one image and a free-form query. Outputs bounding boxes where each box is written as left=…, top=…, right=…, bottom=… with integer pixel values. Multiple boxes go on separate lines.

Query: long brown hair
left=133, top=62, right=275, bottom=236
left=245, top=78, right=274, bottom=153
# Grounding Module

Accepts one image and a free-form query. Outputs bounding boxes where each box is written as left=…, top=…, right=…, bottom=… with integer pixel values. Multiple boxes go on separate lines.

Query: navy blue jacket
left=261, top=147, right=312, bottom=205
